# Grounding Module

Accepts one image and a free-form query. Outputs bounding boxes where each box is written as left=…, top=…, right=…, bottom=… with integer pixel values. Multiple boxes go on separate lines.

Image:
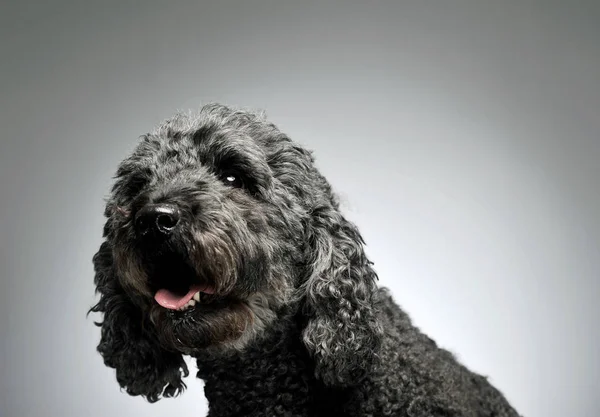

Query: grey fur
left=90, top=103, right=521, bottom=416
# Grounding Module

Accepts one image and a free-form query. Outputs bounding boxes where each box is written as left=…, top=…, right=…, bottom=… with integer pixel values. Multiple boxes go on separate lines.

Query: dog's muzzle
left=132, top=202, right=220, bottom=312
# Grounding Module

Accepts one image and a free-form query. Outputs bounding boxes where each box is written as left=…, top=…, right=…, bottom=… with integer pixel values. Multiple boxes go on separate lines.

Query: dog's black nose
left=135, top=204, right=180, bottom=237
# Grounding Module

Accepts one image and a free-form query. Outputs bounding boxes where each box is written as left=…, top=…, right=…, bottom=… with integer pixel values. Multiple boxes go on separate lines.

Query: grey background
left=1, top=1, right=598, bottom=416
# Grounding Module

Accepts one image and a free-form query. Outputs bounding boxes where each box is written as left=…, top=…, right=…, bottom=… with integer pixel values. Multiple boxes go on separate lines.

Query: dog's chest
left=196, top=333, right=324, bottom=417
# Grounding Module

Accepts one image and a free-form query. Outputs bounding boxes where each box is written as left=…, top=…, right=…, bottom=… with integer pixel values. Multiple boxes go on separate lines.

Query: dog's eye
left=220, top=171, right=245, bottom=189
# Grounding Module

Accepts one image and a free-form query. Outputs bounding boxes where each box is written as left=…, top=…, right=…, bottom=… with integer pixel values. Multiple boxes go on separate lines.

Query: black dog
left=90, top=104, right=521, bottom=416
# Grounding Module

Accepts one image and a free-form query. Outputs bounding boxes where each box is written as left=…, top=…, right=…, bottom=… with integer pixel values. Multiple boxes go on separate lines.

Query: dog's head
left=90, top=104, right=383, bottom=402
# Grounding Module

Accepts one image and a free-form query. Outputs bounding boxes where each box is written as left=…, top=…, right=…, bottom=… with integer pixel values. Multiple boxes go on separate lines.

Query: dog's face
left=93, top=105, right=382, bottom=400
left=104, top=111, right=306, bottom=354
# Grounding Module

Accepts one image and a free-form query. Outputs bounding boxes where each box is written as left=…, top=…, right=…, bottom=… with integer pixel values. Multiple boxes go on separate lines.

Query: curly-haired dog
left=90, top=104, right=521, bottom=417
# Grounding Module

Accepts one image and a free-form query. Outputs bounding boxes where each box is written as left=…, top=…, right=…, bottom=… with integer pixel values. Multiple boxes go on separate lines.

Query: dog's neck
left=193, top=307, right=335, bottom=417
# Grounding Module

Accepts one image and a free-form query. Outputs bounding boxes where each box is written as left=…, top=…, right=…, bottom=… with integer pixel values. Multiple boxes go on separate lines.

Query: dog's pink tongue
left=154, top=285, right=215, bottom=310
left=155, top=286, right=199, bottom=310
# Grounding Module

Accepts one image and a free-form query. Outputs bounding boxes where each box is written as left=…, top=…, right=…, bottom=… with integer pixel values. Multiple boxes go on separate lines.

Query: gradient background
left=1, top=1, right=599, bottom=416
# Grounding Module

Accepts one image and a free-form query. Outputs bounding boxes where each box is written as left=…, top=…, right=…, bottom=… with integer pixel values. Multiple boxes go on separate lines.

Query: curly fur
left=90, top=103, right=521, bottom=416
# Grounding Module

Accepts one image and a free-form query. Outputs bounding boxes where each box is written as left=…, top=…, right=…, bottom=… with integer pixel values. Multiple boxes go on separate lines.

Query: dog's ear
left=298, top=169, right=384, bottom=387
left=90, top=240, right=189, bottom=403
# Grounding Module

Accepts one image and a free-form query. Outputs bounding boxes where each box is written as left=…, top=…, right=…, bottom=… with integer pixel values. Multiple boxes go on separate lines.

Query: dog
left=90, top=103, right=521, bottom=416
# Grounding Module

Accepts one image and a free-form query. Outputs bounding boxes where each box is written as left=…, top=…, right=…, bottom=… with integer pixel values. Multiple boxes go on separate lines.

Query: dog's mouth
left=154, top=285, right=216, bottom=310
left=148, top=251, right=219, bottom=311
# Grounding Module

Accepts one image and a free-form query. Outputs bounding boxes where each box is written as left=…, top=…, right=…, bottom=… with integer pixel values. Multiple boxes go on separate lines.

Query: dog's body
left=197, top=290, right=517, bottom=417
left=91, top=104, right=520, bottom=416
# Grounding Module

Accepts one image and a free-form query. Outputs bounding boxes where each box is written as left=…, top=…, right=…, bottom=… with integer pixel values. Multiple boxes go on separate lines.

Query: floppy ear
left=301, top=193, right=384, bottom=387
left=90, top=240, right=189, bottom=403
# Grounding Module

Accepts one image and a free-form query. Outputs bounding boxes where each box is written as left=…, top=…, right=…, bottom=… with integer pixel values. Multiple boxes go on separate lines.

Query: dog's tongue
left=154, top=285, right=214, bottom=310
